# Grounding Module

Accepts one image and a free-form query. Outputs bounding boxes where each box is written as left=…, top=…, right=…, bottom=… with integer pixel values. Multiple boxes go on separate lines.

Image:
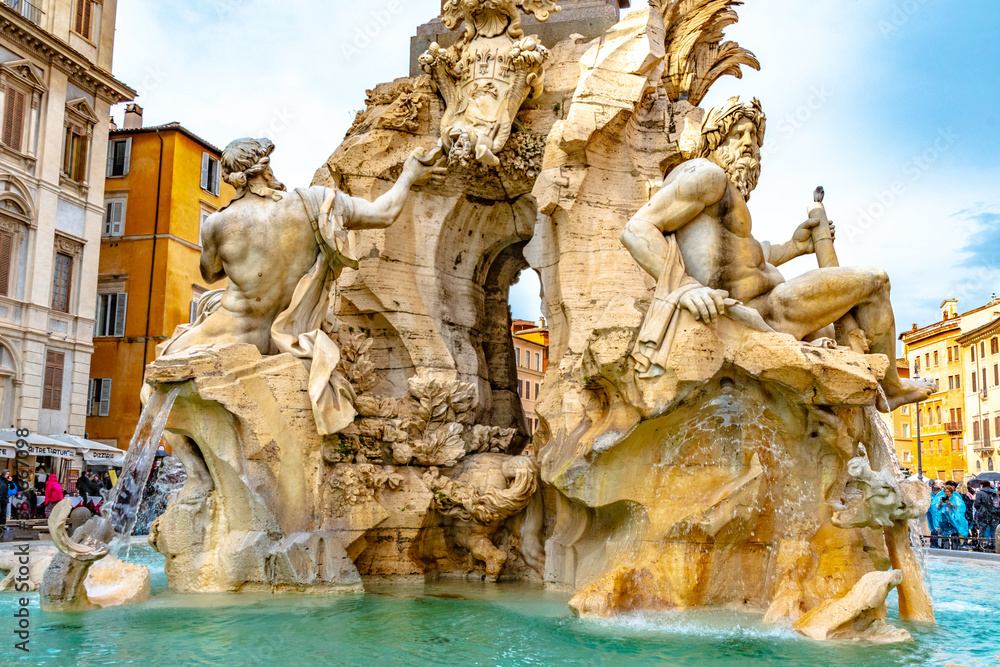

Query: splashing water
left=105, top=386, right=180, bottom=556
left=133, top=456, right=187, bottom=536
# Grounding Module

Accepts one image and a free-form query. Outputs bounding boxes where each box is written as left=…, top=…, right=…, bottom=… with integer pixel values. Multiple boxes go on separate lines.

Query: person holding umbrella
left=974, top=481, right=1000, bottom=551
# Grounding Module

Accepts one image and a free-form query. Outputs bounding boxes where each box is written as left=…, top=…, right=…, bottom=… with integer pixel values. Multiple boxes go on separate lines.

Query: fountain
left=20, top=0, right=976, bottom=658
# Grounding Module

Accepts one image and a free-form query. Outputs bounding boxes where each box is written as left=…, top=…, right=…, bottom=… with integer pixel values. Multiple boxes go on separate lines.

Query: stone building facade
left=0, top=0, right=132, bottom=435
left=512, top=318, right=548, bottom=438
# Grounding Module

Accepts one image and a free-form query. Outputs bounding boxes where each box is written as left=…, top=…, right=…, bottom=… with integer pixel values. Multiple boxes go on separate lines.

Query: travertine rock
left=793, top=570, right=912, bottom=643
left=84, top=558, right=151, bottom=608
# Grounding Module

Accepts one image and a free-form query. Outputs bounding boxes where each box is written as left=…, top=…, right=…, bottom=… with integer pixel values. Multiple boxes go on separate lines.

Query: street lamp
left=913, top=370, right=923, bottom=481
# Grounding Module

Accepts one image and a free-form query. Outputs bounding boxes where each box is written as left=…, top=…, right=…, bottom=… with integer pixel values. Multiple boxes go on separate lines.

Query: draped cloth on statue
left=631, top=234, right=702, bottom=379
left=270, top=187, right=360, bottom=435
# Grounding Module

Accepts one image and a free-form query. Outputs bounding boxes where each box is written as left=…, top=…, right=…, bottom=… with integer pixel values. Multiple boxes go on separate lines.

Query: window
left=974, top=421, right=981, bottom=440
left=190, top=285, right=207, bottom=323
left=957, top=407, right=962, bottom=423
left=51, top=252, right=72, bottom=312
left=524, top=382, right=530, bottom=400
left=517, top=379, right=523, bottom=398
left=902, top=423, right=910, bottom=438
left=947, top=348, right=953, bottom=363
left=902, top=405, right=909, bottom=415
left=956, top=375, right=961, bottom=390
left=972, top=372, right=978, bottom=393
left=984, top=369, right=988, bottom=394
left=62, top=125, right=88, bottom=181
left=103, top=199, right=125, bottom=237
left=990, top=459, right=995, bottom=472
left=950, top=408, right=956, bottom=423
left=925, top=353, right=930, bottom=368
left=106, top=138, right=131, bottom=177
left=87, top=378, right=111, bottom=417
left=535, top=382, right=539, bottom=398
left=0, top=229, right=12, bottom=297
left=982, top=342, right=987, bottom=359
left=74, top=0, right=94, bottom=39
left=96, top=292, right=127, bottom=337
left=977, top=460, right=981, bottom=472
left=933, top=351, right=938, bottom=366
left=200, top=153, right=221, bottom=196
left=949, top=376, right=954, bottom=390
left=2, top=87, right=25, bottom=152
left=914, top=357, right=920, bottom=372
left=995, top=364, right=999, bottom=387
left=993, top=338, right=999, bottom=355
left=995, top=416, right=1000, bottom=437
left=985, top=419, right=991, bottom=445
left=971, top=347, right=976, bottom=362
left=535, top=353, right=540, bottom=370
left=516, top=348, right=521, bottom=367
left=936, top=406, right=942, bottom=423
left=42, top=349, right=64, bottom=410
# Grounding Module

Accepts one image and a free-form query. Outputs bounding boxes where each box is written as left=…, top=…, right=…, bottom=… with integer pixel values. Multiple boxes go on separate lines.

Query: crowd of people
left=0, top=468, right=112, bottom=526
left=928, top=479, right=1000, bottom=551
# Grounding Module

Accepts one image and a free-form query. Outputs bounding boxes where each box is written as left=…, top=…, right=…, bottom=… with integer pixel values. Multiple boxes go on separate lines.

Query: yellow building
left=898, top=300, right=967, bottom=481
left=85, top=106, right=233, bottom=449
left=889, top=359, right=915, bottom=473
left=512, top=318, right=548, bottom=438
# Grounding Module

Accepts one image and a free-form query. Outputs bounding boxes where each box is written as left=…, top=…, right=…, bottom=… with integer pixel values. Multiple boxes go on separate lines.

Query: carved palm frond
left=656, top=0, right=760, bottom=106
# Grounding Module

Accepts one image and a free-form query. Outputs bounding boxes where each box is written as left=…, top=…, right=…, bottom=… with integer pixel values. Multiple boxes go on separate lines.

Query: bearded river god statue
left=62, top=1, right=936, bottom=643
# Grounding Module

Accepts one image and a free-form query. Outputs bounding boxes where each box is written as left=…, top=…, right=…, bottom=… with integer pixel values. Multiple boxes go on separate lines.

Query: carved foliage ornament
left=421, top=0, right=559, bottom=167
left=650, top=0, right=760, bottom=106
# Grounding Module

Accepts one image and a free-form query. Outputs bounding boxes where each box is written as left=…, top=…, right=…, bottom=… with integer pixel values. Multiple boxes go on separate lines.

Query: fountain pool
left=1, top=548, right=996, bottom=666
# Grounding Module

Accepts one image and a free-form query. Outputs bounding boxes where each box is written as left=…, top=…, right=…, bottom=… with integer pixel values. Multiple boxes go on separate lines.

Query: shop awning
left=49, top=435, right=125, bottom=467
left=0, top=430, right=76, bottom=459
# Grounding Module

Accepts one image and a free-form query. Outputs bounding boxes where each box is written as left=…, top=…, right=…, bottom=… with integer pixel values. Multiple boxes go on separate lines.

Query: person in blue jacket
left=932, top=482, right=969, bottom=549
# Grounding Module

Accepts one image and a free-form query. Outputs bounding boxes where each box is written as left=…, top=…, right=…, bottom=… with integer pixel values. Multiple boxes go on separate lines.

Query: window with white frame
left=96, top=292, right=127, bottom=337
left=190, top=285, right=207, bottom=323
left=87, top=378, right=111, bottom=417
left=103, top=198, right=126, bottom=237
left=106, top=137, right=131, bottom=177
left=200, top=153, right=221, bottom=196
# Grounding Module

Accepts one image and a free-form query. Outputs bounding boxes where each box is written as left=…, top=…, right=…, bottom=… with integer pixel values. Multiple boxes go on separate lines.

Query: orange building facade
left=512, top=318, right=548, bottom=437
left=85, top=107, right=232, bottom=449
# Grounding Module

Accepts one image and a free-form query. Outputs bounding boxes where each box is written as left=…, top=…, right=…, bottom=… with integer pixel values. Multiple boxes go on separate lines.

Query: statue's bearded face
left=712, top=117, right=762, bottom=201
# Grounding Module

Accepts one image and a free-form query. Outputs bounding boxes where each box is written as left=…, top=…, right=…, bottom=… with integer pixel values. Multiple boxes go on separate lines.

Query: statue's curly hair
left=221, top=137, right=286, bottom=193
left=695, top=96, right=766, bottom=158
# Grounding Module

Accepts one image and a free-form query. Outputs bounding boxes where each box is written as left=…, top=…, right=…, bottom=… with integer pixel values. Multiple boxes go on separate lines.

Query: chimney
left=109, top=116, right=118, bottom=131
left=912, top=324, right=918, bottom=331
left=123, top=103, right=143, bottom=130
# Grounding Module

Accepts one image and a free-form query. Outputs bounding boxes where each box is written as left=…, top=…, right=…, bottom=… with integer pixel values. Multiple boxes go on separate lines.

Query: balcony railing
left=943, top=421, right=963, bottom=433
left=972, top=440, right=995, bottom=453
left=1, top=0, right=43, bottom=27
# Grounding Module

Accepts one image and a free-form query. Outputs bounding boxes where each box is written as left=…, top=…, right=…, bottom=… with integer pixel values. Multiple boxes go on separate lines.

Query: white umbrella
left=0, top=429, right=76, bottom=459
left=49, top=435, right=125, bottom=466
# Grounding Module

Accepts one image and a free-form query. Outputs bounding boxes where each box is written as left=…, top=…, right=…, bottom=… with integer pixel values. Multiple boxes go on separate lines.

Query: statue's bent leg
left=751, top=267, right=933, bottom=409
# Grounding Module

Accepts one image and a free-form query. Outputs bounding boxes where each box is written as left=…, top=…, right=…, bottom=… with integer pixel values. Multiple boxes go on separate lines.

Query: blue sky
left=111, top=1, right=1000, bottom=341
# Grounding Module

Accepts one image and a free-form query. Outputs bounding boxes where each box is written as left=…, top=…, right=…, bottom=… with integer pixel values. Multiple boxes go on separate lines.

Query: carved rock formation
left=793, top=570, right=912, bottom=643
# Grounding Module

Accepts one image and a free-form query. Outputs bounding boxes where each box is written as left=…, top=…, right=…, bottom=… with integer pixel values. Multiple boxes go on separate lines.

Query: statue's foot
left=806, top=337, right=838, bottom=350
left=882, top=378, right=937, bottom=412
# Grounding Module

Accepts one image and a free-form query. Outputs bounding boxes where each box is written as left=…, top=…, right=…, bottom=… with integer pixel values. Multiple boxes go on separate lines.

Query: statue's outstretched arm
left=346, top=148, right=447, bottom=230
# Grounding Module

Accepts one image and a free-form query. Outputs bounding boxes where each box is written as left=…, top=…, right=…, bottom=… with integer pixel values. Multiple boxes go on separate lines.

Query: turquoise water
left=0, top=546, right=997, bottom=666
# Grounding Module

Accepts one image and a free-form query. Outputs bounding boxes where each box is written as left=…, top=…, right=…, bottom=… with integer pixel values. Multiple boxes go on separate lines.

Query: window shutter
left=104, top=202, right=113, bottom=235
left=51, top=353, right=63, bottom=409
left=113, top=292, right=127, bottom=337
left=200, top=152, right=210, bottom=190
left=82, top=0, right=92, bottom=38
left=75, top=0, right=85, bottom=33
left=106, top=139, right=114, bottom=177
left=0, top=230, right=11, bottom=297
left=87, top=378, right=95, bottom=417
left=213, top=160, right=221, bottom=196
left=99, top=378, right=111, bottom=417
left=10, top=89, right=24, bottom=152
left=123, top=138, right=132, bottom=175
left=108, top=201, right=124, bottom=236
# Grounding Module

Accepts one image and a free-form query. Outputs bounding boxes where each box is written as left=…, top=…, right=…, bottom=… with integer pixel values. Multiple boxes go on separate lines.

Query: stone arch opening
left=473, top=239, right=540, bottom=452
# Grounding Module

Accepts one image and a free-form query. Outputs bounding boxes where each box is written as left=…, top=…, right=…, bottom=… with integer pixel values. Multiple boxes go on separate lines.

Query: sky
left=110, top=1, right=1000, bottom=342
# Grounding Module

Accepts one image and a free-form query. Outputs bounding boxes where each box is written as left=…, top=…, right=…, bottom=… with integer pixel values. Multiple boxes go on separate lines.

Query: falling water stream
left=105, top=386, right=180, bottom=557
